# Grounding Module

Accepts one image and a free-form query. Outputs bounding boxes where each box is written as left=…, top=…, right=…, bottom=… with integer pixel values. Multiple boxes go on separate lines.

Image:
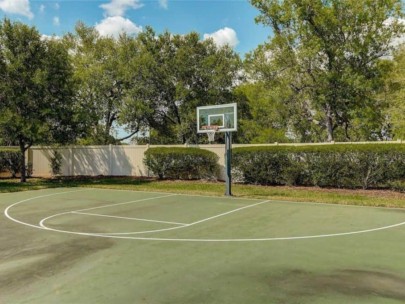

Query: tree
left=122, top=27, right=243, bottom=144
left=385, top=45, right=405, bottom=139
left=0, top=19, right=80, bottom=182
left=65, top=23, right=138, bottom=145
left=248, top=0, right=404, bottom=142
left=234, top=82, right=291, bottom=143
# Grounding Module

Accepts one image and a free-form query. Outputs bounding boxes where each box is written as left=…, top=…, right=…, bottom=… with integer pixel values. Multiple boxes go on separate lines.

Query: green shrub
left=387, top=180, right=405, bottom=192
left=281, top=152, right=310, bottom=186
left=50, top=150, right=63, bottom=176
left=231, top=148, right=289, bottom=185
left=232, top=144, right=405, bottom=189
left=144, top=147, right=219, bottom=180
left=0, top=148, right=22, bottom=177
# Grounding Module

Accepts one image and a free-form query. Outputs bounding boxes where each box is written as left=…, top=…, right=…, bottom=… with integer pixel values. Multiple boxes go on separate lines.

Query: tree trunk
left=19, top=140, right=27, bottom=183
left=325, top=104, right=334, bottom=142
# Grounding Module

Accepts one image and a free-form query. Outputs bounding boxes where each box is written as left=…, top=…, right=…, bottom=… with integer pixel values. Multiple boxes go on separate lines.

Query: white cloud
left=39, top=4, right=45, bottom=13
left=203, top=27, right=239, bottom=48
left=0, top=0, right=34, bottom=19
left=100, top=0, right=143, bottom=17
left=53, top=16, right=60, bottom=26
left=54, top=3, right=60, bottom=10
left=384, top=17, right=405, bottom=48
left=41, top=34, right=61, bottom=41
left=159, top=0, right=168, bottom=9
left=95, top=16, right=142, bottom=38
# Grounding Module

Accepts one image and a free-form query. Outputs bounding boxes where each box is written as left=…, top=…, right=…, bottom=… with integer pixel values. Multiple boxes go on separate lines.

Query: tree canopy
left=0, top=19, right=82, bottom=181
left=65, top=23, right=131, bottom=145
left=247, top=0, right=404, bottom=142
left=64, top=25, right=242, bottom=144
left=385, top=45, right=405, bottom=139
left=120, top=27, right=243, bottom=144
left=1, top=0, right=405, bottom=181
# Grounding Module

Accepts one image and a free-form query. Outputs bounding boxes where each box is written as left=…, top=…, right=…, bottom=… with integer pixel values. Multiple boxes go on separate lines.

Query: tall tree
left=235, top=82, right=291, bottom=143
left=385, top=45, right=405, bottom=139
left=65, top=23, right=133, bottom=144
left=122, top=27, right=243, bottom=144
left=0, top=19, right=80, bottom=181
left=248, top=0, right=404, bottom=142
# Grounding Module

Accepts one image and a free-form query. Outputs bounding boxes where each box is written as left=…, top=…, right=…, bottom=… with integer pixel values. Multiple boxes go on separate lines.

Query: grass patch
left=1, top=177, right=405, bottom=208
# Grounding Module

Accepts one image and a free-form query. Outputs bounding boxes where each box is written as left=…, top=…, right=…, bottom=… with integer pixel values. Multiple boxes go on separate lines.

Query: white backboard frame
left=197, top=103, right=237, bottom=133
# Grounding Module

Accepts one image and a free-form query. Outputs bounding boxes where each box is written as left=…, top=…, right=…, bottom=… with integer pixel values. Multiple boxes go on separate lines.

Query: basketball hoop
left=202, top=125, right=220, bottom=143
left=196, top=103, right=237, bottom=196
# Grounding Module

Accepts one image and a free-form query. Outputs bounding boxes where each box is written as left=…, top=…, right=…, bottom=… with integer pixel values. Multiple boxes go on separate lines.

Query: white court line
left=73, top=193, right=177, bottom=212
left=35, top=215, right=405, bottom=241
left=88, top=187, right=263, bottom=202
left=72, top=211, right=188, bottom=226
left=38, top=210, right=194, bottom=235
left=38, top=192, right=179, bottom=230
left=4, top=188, right=405, bottom=242
left=187, top=199, right=271, bottom=226
left=102, top=199, right=271, bottom=235
left=3, top=189, right=91, bottom=230
left=40, top=199, right=271, bottom=235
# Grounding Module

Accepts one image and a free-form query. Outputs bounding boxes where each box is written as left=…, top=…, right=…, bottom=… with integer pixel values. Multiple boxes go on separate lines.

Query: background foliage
left=246, top=0, right=404, bottom=142
left=0, top=148, right=22, bottom=177
left=1, top=0, right=405, bottom=183
left=233, top=144, right=405, bottom=189
left=144, top=147, right=219, bottom=180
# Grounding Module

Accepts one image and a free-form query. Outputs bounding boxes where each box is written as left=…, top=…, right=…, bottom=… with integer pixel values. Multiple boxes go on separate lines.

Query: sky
left=0, top=0, right=271, bottom=56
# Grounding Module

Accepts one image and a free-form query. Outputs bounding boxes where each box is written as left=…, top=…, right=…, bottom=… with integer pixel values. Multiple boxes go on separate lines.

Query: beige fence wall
left=28, top=144, right=233, bottom=179
left=27, top=141, right=404, bottom=179
left=29, top=145, right=150, bottom=177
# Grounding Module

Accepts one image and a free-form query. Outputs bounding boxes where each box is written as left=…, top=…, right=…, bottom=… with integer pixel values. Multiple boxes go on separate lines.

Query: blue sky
left=0, top=0, right=271, bottom=56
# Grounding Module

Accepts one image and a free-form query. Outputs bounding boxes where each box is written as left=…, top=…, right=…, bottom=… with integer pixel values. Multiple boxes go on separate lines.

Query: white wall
left=28, top=144, right=228, bottom=179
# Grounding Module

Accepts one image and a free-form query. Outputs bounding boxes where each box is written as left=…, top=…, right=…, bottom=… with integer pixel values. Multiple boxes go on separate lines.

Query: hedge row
left=144, top=147, right=219, bottom=180
left=232, top=144, right=405, bottom=189
left=0, top=148, right=22, bottom=177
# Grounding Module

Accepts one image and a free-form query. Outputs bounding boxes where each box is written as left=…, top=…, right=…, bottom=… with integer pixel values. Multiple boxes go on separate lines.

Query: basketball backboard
left=197, top=103, right=237, bottom=133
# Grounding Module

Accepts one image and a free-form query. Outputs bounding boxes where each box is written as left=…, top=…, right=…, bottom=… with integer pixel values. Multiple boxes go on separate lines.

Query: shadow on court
left=0, top=236, right=114, bottom=295
left=262, top=269, right=405, bottom=302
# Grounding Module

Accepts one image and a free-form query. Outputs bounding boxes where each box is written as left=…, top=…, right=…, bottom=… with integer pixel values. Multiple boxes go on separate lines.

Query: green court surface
left=1, top=188, right=405, bottom=304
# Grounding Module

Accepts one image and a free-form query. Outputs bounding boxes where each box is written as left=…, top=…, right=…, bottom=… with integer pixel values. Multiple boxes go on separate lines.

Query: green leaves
left=248, top=0, right=405, bottom=142
left=385, top=46, right=405, bottom=139
left=0, top=148, right=21, bottom=177
left=122, top=28, right=242, bottom=144
left=144, top=147, right=219, bottom=180
left=0, top=19, right=80, bottom=180
left=233, top=144, right=405, bottom=189
left=67, top=24, right=242, bottom=145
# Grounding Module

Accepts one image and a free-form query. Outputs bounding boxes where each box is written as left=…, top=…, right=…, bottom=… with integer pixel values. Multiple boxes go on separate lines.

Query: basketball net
left=202, top=125, right=220, bottom=143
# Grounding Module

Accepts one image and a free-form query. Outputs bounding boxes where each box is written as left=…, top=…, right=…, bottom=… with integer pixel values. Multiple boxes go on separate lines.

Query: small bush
left=50, top=150, right=63, bottom=176
left=0, top=148, right=22, bottom=177
left=232, top=144, right=405, bottom=189
left=144, top=147, right=219, bottom=180
left=387, top=180, right=405, bottom=192
left=231, top=148, right=289, bottom=185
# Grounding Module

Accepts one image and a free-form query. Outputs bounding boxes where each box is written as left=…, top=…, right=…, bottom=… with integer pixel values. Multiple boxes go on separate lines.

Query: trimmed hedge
left=232, top=144, right=405, bottom=189
left=0, top=148, right=22, bottom=177
left=144, top=147, right=219, bottom=180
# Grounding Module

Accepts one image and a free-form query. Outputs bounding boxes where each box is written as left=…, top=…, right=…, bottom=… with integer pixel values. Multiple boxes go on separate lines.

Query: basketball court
left=2, top=187, right=405, bottom=303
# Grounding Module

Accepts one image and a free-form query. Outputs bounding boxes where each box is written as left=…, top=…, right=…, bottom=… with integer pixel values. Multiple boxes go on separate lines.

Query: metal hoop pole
left=225, top=131, right=232, bottom=196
